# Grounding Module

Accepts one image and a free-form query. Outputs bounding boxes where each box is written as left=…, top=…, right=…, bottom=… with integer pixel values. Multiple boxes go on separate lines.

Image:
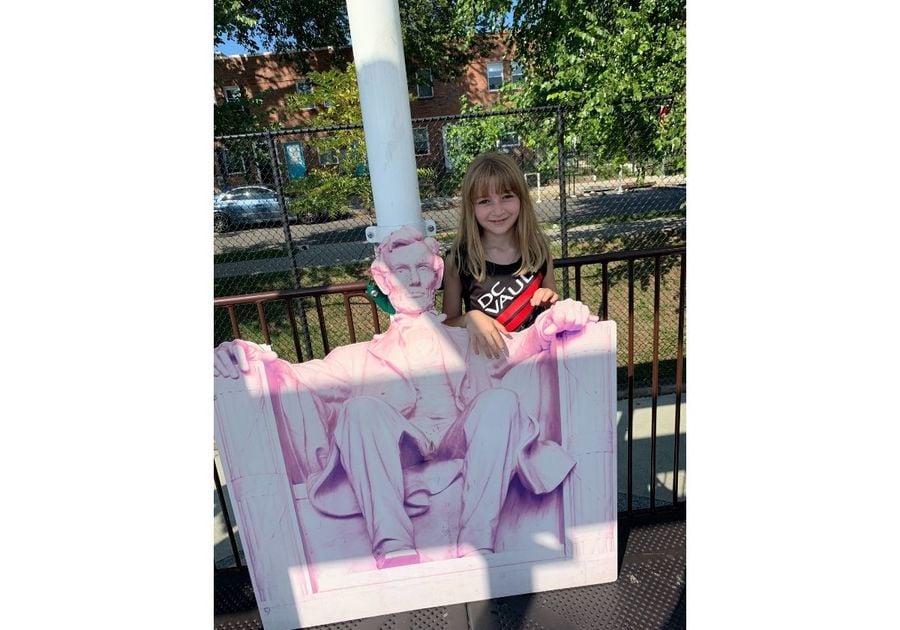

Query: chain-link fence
left=214, top=100, right=686, bottom=388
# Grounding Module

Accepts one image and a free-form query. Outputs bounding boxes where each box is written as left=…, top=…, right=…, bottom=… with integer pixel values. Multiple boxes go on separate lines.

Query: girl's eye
left=476, top=199, right=490, bottom=205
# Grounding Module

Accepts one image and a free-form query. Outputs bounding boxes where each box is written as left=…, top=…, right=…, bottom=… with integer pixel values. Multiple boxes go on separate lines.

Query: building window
left=318, top=148, right=340, bottom=166
left=223, top=86, right=243, bottom=102
left=218, top=147, right=246, bottom=174
left=510, top=61, right=524, bottom=83
left=415, top=69, right=433, bottom=99
left=295, top=79, right=317, bottom=110
left=413, top=128, right=430, bottom=155
left=499, top=131, right=521, bottom=151
left=487, top=62, right=504, bottom=91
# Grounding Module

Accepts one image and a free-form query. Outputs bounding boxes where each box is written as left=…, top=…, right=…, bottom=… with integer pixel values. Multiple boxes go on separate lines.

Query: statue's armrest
left=552, top=320, right=617, bottom=454
left=214, top=341, right=338, bottom=485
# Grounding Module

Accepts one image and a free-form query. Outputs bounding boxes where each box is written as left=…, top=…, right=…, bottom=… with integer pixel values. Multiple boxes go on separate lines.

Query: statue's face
left=382, top=241, right=439, bottom=314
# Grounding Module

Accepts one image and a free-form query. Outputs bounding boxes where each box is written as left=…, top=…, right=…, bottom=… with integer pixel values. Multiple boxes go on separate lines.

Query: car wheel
left=214, top=214, right=232, bottom=233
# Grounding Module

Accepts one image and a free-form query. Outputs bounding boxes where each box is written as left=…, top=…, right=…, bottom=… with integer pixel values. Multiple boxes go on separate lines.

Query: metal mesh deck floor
left=215, top=517, right=685, bottom=630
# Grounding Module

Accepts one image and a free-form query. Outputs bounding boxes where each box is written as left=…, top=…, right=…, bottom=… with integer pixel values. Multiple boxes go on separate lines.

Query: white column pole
left=345, top=0, right=434, bottom=243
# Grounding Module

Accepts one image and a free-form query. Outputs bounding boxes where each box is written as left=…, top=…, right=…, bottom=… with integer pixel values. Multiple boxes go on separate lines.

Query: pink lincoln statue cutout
left=215, top=226, right=596, bottom=569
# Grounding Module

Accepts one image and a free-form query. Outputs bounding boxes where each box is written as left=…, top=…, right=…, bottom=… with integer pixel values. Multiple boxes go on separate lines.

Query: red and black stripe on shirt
left=460, top=258, right=548, bottom=332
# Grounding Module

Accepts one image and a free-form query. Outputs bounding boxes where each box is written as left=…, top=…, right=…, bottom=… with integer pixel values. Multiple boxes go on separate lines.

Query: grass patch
left=214, top=262, right=374, bottom=299
left=214, top=246, right=291, bottom=265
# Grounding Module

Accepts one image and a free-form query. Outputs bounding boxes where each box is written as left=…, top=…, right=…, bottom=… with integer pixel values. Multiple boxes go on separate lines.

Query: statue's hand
left=214, top=340, right=277, bottom=379
left=537, top=299, right=598, bottom=340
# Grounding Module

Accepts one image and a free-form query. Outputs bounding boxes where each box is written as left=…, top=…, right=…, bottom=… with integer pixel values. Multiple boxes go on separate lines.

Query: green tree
left=214, top=89, right=277, bottom=137
left=499, top=0, right=686, bottom=174
left=441, top=98, right=552, bottom=193
left=214, top=0, right=348, bottom=63
left=214, top=0, right=501, bottom=83
left=281, top=65, right=372, bottom=221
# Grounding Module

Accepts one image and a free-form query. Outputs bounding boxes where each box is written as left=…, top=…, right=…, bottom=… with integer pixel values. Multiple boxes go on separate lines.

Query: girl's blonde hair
left=449, top=152, right=551, bottom=282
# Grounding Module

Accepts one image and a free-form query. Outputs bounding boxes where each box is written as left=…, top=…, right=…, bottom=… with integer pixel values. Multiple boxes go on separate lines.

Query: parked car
left=214, top=186, right=285, bottom=233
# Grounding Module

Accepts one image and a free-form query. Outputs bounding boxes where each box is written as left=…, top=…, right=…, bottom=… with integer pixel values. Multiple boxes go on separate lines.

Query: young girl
left=443, top=152, right=559, bottom=359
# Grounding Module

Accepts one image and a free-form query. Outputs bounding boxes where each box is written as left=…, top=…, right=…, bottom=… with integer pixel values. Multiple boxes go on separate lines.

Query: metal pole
left=556, top=106, right=570, bottom=298
left=266, top=131, right=314, bottom=359
left=346, top=0, right=433, bottom=243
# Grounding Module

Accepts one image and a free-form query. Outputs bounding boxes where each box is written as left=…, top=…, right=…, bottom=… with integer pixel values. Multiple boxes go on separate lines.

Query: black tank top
left=458, top=253, right=547, bottom=332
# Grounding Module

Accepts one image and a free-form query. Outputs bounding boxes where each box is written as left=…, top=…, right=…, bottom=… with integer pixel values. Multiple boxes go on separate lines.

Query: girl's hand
left=530, top=287, right=559, bottom=308
left=466, top=310, right=512, bottom=359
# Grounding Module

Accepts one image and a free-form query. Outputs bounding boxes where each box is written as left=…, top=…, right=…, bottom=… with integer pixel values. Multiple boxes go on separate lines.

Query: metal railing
left=213, top=246, right=686, bottom=570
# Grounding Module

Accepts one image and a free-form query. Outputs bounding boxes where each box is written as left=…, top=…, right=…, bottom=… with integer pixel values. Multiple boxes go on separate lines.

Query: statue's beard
left=391, top=289, right=435, bottom=315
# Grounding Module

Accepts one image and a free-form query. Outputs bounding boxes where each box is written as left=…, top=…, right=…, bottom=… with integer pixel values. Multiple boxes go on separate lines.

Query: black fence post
left=214, top=461, right=242, bottom=568
left=266, top=131, right=315, bottom=360
left=556, top=106, right=570, bottom=298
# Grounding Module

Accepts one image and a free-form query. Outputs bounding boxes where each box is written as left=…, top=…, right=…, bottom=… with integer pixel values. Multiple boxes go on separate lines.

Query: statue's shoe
left=456, top=542, right=494, bottom=558
left=375, top=548, right=420, bottom=569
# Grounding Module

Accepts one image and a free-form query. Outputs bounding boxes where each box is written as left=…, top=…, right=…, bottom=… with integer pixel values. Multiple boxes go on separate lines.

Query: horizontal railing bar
left=214, top=283, right=368, bottom=307
left=555, top=246, right=685, bottom=268
left=213, top=247, right=686, bottom=309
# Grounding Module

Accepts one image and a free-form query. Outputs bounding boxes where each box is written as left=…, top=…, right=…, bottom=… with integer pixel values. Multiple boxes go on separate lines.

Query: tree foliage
left=214, top=0, right=500, bottom=82
left=443, top=99, right=559, bottom=193
left=214, top=90, right=278, bottom=137
left=214, top=0, right=349, bottom=63
left=501, top=0, right=686, bottom=173
left=281, top=65, right=372, bottom=219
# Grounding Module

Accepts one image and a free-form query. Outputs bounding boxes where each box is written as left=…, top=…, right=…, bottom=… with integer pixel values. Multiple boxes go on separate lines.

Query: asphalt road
left=214, top=185, right=686, bottom=277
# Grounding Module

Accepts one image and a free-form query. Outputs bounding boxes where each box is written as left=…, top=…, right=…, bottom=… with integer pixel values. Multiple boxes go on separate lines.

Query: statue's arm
left=214, top=339, right=355, bottom=481
left=505, top=299, right=598, bottom=365
left=214, top=339, right=352, bottom=403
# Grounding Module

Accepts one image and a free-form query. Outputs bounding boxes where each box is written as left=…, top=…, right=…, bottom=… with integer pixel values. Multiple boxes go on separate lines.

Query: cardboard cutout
left=214, top=227, right=618, bottom=629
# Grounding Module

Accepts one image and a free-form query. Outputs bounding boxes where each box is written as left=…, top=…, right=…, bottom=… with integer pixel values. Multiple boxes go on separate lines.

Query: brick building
left=214, top=39, right=524, bottom=189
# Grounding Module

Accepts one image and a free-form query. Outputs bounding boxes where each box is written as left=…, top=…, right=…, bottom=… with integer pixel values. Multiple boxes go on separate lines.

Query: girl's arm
left=441, top=257, right=464, bottom=321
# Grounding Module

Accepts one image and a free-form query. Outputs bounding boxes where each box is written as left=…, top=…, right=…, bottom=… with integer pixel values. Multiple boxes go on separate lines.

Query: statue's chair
left=214, top=321, right=617, bottom=629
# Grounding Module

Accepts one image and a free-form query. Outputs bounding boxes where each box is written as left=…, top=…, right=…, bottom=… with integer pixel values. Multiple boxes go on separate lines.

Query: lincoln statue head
left=370, top=226, right=445, bottom=316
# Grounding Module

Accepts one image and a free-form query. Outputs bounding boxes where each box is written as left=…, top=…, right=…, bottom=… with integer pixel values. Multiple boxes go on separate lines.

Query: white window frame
left=486, top=62, right=504, bottom=91
left=510, top=61, right=524, bottom=83
left=413, top=127, right=430, bottom=156
left=499, top=131, right=521, bottom=150
left=223, top=85, right=243, bottom=102
left=295, top=79, right=317, bottom=110
left=415, top=69, right=433, bottom=99
left=219, top=147, right=246, bottom=175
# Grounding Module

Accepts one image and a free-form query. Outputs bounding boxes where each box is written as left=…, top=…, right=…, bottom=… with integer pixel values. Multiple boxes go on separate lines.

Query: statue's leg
left=450, top=388, right=522, bottom=556
left=333, top=397, right=422, bottom=568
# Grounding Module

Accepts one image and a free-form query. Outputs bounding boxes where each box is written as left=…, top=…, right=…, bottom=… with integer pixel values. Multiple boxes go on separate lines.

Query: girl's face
left=472, top=185, right=521, bottom=238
